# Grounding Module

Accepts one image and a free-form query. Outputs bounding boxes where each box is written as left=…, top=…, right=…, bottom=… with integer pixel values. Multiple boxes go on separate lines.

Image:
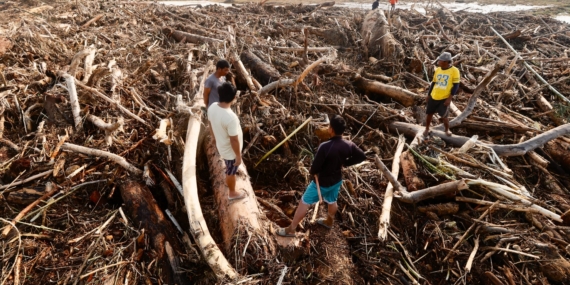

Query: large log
left=361, top=9, right=404, bottom=60
left=388, top=121, right=570, bottom=157
left=240, top=50, right=281, bottom=85
left=396, top=180, right=469, bottom=204
left=544, top=140, right=570, bottom=172
left=353, top=74, right=422, bottom=107
left=400, top=150, right=425, bottom=192
left=378, top=136, right=405, bottom=241
left=120, top=181, right=187, bottom=285
left=162, top=27, right=225, bottom=44
left=204, top=136, right=275, bottom=273
left=181, top=62, right=238, bottom=279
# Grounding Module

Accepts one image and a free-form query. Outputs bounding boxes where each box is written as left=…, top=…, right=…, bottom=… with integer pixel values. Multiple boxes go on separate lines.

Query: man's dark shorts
left=426, top=96, right=449, bottom=117
left=224, top=159, right=239, bottom=175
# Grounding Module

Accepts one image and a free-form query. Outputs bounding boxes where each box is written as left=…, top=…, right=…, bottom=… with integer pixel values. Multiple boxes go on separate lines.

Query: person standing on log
left=204, top=60, right=231, bottom=108
left=372, top=0, right=379, bottom=10
left=277, top=115, right=366, bottom=237
left=390, top=0, right=397, bottom=13
left=423, top=52, right=460, bottom=137
left=208, top=82, right=246, bottom=201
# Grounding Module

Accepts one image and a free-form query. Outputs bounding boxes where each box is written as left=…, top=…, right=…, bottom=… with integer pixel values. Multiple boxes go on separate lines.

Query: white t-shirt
left=207, top=103, right=243, bottom=160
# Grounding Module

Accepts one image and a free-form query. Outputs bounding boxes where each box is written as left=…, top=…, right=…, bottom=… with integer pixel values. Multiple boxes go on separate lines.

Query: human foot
left=276, top=227, right=296, bottom=237
left=445, top=130, right=452, bottom=136
left=317, top=218, right=332, bottom=229
left=228, top=190, right=246, bottom=201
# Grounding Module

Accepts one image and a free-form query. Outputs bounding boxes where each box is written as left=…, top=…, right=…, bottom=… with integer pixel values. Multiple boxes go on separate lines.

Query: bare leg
left=323, top=202, right=338, bottom=227
left=226, top=174, right=241, bottom=199
left=285, top=201, right=310, bottom=234
left=442, top=117, right=451, bottom=135
left=424, top=113, right=434, bottom=136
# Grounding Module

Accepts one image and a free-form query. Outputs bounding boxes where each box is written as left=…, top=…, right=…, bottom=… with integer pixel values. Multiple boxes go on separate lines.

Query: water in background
left=159, top=1, right=570, bottom=24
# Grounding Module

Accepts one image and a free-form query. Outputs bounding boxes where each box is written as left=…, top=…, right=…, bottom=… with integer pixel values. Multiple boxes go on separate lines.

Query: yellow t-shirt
left=430, top=66, right=460, bottom=100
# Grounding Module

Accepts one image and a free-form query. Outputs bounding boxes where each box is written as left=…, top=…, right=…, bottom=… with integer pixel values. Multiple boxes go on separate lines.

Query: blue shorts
left=224, top=159, right=239, bottom=175
left=301, top=180, right=343, bottom=205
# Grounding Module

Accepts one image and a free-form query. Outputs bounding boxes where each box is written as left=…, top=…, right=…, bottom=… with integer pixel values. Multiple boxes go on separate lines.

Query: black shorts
left=426, top=96, right=449, bottom=117
left=224, top=159, right=239, bottom=175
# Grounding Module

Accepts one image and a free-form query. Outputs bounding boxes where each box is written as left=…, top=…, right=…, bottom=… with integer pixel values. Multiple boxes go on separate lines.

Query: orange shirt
left=390, top=0, right=397, bottom=4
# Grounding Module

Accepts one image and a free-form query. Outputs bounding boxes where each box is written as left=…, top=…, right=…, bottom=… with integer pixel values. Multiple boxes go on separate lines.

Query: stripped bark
left=389, top=121, right=570, bottom=156
left=378, top=135, right=405, bottom=240
left=86, top=114, right=122, bottom=146
left=61, top=74, right=83, bottom=131
left=62, top=143, right=142, bottom=176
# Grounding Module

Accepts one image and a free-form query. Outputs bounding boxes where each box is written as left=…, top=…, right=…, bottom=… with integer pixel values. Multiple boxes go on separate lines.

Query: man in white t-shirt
left=207, top=82, right=245, bottom=201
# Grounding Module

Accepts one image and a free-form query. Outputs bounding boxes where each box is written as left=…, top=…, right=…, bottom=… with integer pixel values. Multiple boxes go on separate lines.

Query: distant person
left=277, top=115, right=366, bottom=237
left=390, top=0, right=397, bottom=12
left=204, top=60, right=230, bottom=107
left=372, top=0, right=379, bottom=10
left=423, top=52, right=460, bottom=138
left=208, top=82, right=246, bottom=201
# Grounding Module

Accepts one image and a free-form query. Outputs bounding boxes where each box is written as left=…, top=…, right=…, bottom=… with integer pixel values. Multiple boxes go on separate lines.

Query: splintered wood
left=0, top=1, right=570, bottom=285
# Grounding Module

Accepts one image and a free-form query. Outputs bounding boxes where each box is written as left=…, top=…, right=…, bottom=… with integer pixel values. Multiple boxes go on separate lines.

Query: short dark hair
left=218, top=82, right=237, bottom=103
left=216, top=60, right=230, bottom=70
left=329, top=115, right=346, bottom=135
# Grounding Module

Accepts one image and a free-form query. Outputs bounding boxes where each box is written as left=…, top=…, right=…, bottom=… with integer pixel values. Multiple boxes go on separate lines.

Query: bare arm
left=229, top=135, right=242, bottom=167
left=203, top=88, right=211, bottom=106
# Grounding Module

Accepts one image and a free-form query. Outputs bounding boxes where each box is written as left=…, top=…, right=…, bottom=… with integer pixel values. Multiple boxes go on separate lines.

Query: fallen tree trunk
left=271, top=46, right=335, bottom=53
left=457, top=119, right=535, bottom=134
left=353, top=74, right=422, bottom=107
left=181, top=62, right=238, bottom=279
left=162, top=27, right=225, bottom=44
left=400, top=150, right=425, bottom=192
left=361, top=9, right=404, bottom=60
left=240, top=50, right=281, bottom=85
left=396, top=180, right=469, bottom=204
left=204, top=136, right=274, bottom=273
left=120, top=181, right=187, bottom=285
left=378, top=135, right=405, bottom=241
left=388, top=121, right=570, bottom=156
left=230, top=52, right=257, bottom=92
left=544, top=140, right=570, bottom=172
left=536, top=93, right=567, bottom=126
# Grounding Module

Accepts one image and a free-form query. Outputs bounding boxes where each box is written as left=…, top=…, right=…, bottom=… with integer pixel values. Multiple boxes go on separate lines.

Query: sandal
left=228, top=190, right=247, bottom=201
left=276, top=227, right=296, bottom=237
left=317, top=218, right=332, bottom=229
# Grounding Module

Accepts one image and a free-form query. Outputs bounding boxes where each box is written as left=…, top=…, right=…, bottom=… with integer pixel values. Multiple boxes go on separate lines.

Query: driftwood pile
left=1, top=1, right=570, bottom=284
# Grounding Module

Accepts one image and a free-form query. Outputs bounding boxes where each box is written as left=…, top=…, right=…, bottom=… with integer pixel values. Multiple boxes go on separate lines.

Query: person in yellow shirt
left=423, top=52, right=460, bottom=137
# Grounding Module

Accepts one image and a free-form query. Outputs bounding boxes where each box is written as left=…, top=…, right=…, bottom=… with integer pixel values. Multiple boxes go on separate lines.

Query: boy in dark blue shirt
left=277, top=115, right=366, bottom=237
